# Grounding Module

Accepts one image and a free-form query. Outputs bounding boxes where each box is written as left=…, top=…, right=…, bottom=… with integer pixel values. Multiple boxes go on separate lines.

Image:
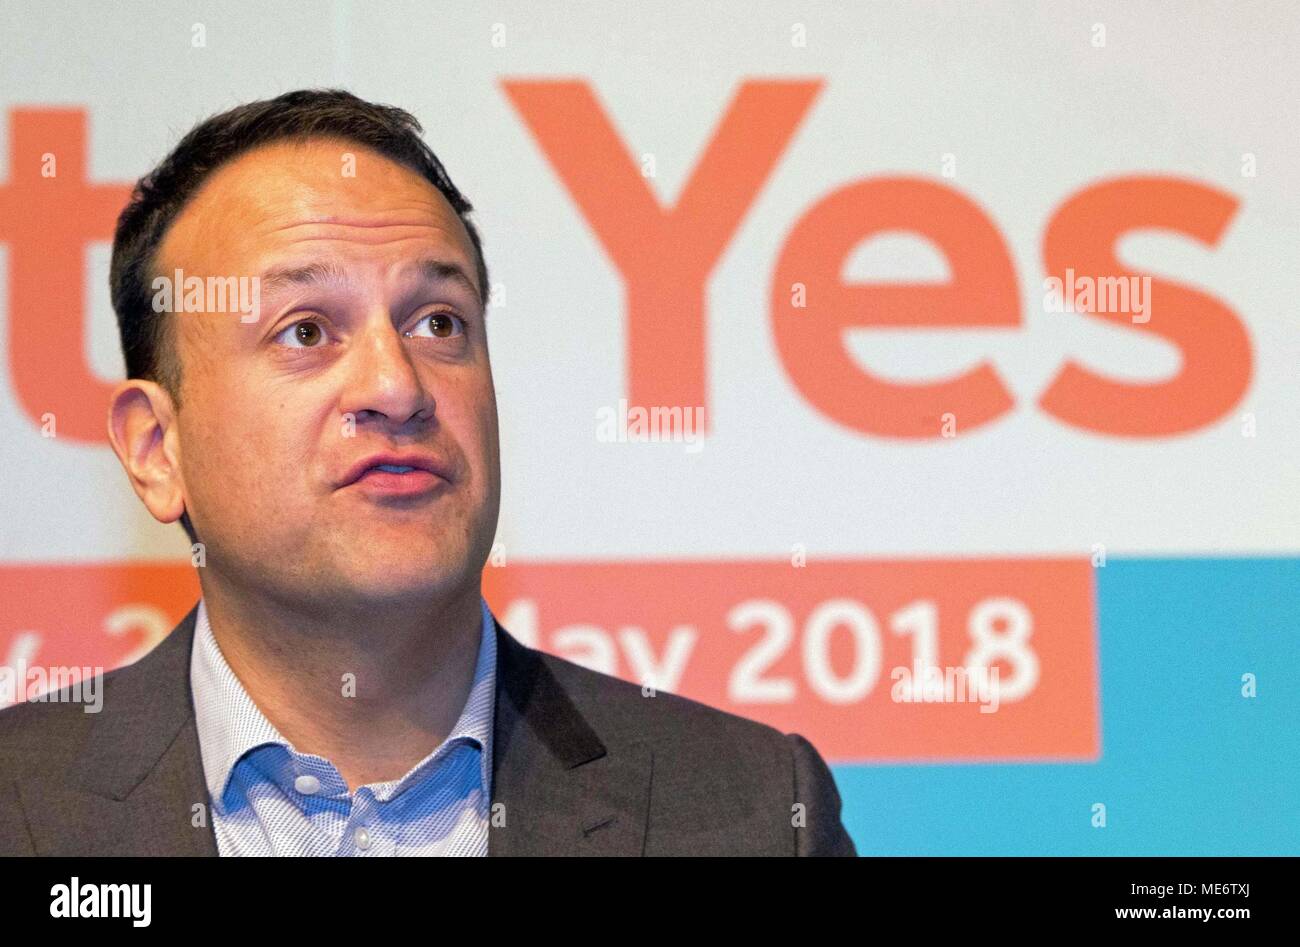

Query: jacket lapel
left=21, top=603, right=219, bottom=856
left=488, top=619, right=652, bottom=856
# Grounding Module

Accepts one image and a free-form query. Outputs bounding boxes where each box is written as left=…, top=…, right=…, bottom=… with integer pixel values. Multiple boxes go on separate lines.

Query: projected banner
left=0, top=3, right=1293, bottom=799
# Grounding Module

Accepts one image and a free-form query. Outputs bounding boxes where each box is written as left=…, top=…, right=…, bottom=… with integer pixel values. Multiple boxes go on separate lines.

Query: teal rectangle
left=832, top=557, right=1300, bottom=855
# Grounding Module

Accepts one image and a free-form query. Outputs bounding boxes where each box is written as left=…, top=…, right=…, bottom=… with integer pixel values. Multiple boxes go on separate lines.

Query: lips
left=340, top=451, right=454, bottom=488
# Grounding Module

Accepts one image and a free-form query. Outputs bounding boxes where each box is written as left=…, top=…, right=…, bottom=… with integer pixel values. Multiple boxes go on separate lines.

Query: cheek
left=448, top=378, right=499, bottom=478
left=184, top=395, right=316, bottom=514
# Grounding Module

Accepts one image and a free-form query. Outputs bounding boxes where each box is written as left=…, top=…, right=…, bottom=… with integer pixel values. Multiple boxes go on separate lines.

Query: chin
left=348, top=559, right=469, bottom=602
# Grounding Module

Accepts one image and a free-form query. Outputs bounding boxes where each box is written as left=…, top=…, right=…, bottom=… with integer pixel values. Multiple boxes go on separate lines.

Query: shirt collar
left=189, top=595, right=497, bottom=805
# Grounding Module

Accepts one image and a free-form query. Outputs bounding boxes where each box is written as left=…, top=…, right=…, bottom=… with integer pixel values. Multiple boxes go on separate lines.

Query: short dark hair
left=109, top=89, right=490, bottom=547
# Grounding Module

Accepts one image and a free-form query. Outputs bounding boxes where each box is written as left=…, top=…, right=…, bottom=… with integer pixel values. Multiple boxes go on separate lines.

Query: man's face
left=153, top=138, right=499, bottom=611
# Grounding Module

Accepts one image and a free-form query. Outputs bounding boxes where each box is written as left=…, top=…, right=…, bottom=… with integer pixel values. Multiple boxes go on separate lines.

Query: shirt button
left=354, top=827, right=372, bottom=851
left=294, top=774, right=321, bottom=795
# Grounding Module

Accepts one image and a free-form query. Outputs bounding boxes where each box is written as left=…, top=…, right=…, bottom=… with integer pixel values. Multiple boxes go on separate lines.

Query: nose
left=338, top=314, right=435, bottom=429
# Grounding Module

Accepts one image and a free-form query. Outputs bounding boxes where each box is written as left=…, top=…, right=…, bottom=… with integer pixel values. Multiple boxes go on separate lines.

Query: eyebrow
left=258, top=257, right=482, bottom=305
left=401, top=257, right=482, bottom=305
left=258, top=260, right=350, bottom=295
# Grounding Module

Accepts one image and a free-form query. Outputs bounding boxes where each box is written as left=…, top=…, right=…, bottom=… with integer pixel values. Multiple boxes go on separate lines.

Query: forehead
left=156, top=137, right=477, bottom=288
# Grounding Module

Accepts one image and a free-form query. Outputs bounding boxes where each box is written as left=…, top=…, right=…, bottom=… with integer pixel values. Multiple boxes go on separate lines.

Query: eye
left=274, top=318, right=330, bottom=348
left=408, top=310, right=465, bottom=340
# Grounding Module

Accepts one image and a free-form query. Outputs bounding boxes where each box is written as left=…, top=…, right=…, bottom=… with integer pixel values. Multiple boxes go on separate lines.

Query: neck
left=196, top=572, right=485, bottom=791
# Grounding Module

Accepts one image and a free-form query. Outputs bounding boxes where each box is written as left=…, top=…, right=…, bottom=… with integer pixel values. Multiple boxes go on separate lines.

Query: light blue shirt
left=189, top=596, right=496, bottom=856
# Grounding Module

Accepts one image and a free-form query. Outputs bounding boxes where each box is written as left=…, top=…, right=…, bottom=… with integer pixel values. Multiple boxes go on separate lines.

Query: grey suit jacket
left=0, top=603, right=856, bottom=856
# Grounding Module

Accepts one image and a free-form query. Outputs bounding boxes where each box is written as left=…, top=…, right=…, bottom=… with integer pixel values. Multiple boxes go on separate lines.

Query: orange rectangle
left=0, top=558, right=1099, bottom=762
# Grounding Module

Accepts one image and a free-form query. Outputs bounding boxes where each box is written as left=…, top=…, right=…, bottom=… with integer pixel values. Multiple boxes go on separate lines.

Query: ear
left=106, top=379, right=187, bottom=528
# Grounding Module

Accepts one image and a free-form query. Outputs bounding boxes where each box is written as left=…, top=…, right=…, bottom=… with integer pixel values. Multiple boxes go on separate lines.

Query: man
left=0, top=90, right=855, bottom=856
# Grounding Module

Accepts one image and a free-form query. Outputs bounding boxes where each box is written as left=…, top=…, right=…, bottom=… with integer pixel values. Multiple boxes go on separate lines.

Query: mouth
left=340, top=453, right=454, bottom=498
left=350, top=465, right=446, bottom=497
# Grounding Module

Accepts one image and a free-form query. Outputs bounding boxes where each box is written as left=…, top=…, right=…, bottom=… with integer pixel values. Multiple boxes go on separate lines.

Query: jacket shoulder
left=521, top=643, right=856, bottom=855
left=530, top=644, right=790, bottom=748
left=0, top=625, right=190, bottom=774
left=0, top=660, right=136, bottom=769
